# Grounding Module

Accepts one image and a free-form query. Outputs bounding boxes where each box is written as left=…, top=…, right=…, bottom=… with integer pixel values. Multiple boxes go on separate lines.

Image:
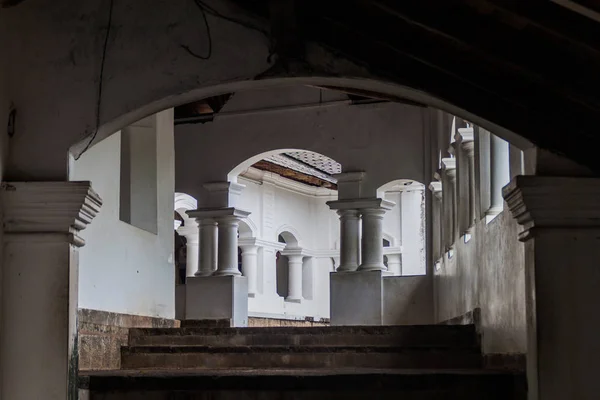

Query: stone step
left=120, top=345, right=482, bottom=370
left=81, top=370, right=527, bottom=400
left=129, top=324, right=478, bottom=348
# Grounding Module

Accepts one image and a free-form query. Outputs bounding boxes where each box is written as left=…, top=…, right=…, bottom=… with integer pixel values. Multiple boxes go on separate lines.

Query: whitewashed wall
left=72, top=110, right=175, bottom=318
left=227, top=168, right=425, bottom=320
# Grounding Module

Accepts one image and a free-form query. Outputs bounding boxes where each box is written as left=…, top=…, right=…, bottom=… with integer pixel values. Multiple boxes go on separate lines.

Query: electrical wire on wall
left=75, top=0, right=115, bottom=160
left=183, top=0, right=269, bottom=61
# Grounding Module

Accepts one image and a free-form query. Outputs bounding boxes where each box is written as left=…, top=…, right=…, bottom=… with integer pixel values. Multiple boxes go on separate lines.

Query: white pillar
left=177, top=220, right=199, bottom=277
left=195, top=218, right=217, bottom=276
left=337, top=209, right=360, bottom=271
left=240, top=244, right=258, bottom=296
left=285, top=254, right=304, bottom=303
left=215, top=216, right=242, bottom=276
left=359, top=208, right=387, bottom=271
left=2, top=182, right=101, bottom=400
left=386, top=253, right=402, bottom=276
left=504, top=176, right=600, bottom=400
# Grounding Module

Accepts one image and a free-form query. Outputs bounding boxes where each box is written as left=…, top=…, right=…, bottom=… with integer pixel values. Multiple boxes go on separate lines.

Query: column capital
left=503, top=176, right=600, bottom=241
left=327, top=197, right=394, bottom=211
left=428, top=181, right=443, bottom=200
left=188, top=207, right=251, bottom=221
left=2, top=181, right=102, bottom=246
left=331, top=171, right=366, bottom=199
left=455, top=127, right=474, bottom=144
left=441, top=158, right=457, bottom=181
left=336, top=209, right=360, bottom=219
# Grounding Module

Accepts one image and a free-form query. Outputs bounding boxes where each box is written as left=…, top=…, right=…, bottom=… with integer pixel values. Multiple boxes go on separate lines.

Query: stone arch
left=72, top=76, right=530, bottom=162
left=383, top=232, right=396, bottom=247
left=174, top=192, right=198, bottom=231
left=238, top=218, right=257, bottom=239
left=377, top=179, right=425, bottom=199
left=228, top=148, right=340, bottom=182
left=276, top=225, right=302, bottom=249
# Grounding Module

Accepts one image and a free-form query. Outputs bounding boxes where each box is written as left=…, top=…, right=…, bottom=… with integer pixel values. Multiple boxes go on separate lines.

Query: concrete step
left=121, top=345, right=482, bottom=370
left=81, top=370, right=527, bottom=400
left=129, top=324, right=479, bottom=348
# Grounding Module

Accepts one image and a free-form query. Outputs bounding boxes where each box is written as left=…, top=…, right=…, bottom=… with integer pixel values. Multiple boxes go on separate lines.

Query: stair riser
left=121, top=352, right=482, bottom=370
left=86, top=389, right=520, bottom=400
left=129, top=333, right=477, bottom=348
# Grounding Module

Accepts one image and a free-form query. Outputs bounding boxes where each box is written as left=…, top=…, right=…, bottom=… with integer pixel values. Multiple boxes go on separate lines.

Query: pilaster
left=2, top=181, right=101, bottom=400
left=503, top=176, right=600, bottom=400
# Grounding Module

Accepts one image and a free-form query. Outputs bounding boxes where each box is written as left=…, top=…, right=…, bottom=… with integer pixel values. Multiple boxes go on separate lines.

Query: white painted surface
left=185, top=276, right=248, bottom=327
left=330, top=271, right=384, bottom=325
left=175, top=85, right=428, bottom=203
left=72, top=110, right=175, bottom=318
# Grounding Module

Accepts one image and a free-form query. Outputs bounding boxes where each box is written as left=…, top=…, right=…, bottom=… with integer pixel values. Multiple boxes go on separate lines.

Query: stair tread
left=123, top=345, right=480, bottom=354
left=130, top=324, right=476, bottom=336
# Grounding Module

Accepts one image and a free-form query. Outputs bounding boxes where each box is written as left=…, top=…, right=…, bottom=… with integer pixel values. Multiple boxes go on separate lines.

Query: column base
left=358, top=263, right=386, bottom=272
left=212, top=269, right=242, bottom=277
left=185, top=276, right=248, bottom=327
left=330, top=270, right=383, bottom=325
left=285, top=297, right=302, bottom=304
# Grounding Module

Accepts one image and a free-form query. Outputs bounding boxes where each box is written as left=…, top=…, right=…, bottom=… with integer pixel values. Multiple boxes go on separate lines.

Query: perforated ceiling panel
left=263, top=152, right=340, bottom=183
left=285, top=151, right=342, bottom=175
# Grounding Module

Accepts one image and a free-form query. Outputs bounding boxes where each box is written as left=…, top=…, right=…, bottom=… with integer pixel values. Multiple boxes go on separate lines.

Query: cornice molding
left=503, top=176, right=600, bottom=241
left=2, top=181, right=102, bottom=236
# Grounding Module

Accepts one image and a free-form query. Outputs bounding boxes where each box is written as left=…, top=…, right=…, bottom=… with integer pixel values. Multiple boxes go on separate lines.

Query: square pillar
left=504, top=176, right=600, bottom=400
left=330, top=270, right=383, bottom=325
left=185, top=275, right=248, bottom=327
left=2, top=182, right=102, bottom=400
left=185, top=207, right=251, bottom=326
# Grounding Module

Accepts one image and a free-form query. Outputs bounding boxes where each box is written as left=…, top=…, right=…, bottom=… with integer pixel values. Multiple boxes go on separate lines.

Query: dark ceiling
left=228, top=0, right=600, bottom=172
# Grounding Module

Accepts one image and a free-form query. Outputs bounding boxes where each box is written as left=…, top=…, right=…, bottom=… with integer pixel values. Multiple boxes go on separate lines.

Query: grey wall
left=383, top=276, right=433, bottom=325
left=434, top=207, right=526, bottom=354
left=175, top=85, right=429, bottom=203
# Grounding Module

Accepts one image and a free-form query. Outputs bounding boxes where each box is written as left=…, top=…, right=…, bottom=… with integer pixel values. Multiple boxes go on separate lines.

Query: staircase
left=80, top=324, right=526, bottom=399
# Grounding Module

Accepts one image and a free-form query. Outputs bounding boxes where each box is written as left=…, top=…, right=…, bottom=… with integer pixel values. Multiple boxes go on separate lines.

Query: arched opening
left=377, top=179, right=426, bottom=276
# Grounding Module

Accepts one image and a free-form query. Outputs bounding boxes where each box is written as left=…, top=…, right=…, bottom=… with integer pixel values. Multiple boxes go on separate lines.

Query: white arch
left=238, top=218, right=258, bottom=239
left=383, top=232, right=396, bottom=247
left=227, top=148, right=340, bottom=182
left=276, top=224, right=303, bottom=249
left=174, top=192, right=198, bottom=227
left=377, top=179, right=425, bottom=198
left=72, top=76, right=531, bottom=158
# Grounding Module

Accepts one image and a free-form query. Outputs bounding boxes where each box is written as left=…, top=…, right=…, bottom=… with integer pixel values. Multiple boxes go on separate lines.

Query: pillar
left=336, top=209, right=360, bottom=271
left=359, top=208, right=387, bottom=271
left=441, top=158, right=457, bottom=248
left=194, top=218, right=217, bottom=276
left=2, top=181, right=101, bottom=400
left=283, top=253, right=304, bottom=303
left=177, top=220, right=199, bottom=277
left=215, top=215, right=243, bottom=276
left=503, top=176, right=600, bottom=400
left=239, top=244, right=258, bottom=296
left=385, top=253, right=402, bottom=276
left=459, top=129, right=476, bottom=228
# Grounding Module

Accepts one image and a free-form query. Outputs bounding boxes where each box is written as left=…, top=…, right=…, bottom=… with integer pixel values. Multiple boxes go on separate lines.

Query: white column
left=215, top=216, right=242, bottom=276
left=177, top=220, right=199, bottom=277
left=386, top=253, right=402, bottom=276
left=240, top=244, right=259, bottom=296
left=337, top=209, right=360, bottom=271
left=2, top=182, right=101, bottom=400
left=359, top=208, right=387, bottom=271
left=489, top=134, right=510, bottom=220
left=504, top=176, right=600, bottom=400
left=285, top=254, right=304, bottom=302
left=195, top=218, right=217, bottom=276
